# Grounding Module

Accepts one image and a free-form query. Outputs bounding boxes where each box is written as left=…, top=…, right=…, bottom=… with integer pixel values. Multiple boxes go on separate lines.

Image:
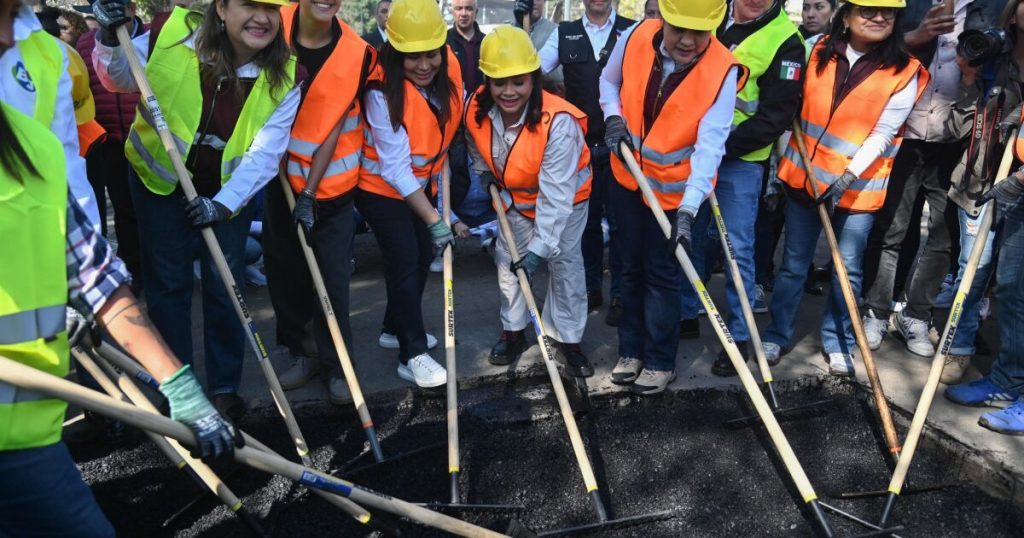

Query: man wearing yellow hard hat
left=600, top=0, right=743, bottom=395
left=466, top=25, right=593, bottom=374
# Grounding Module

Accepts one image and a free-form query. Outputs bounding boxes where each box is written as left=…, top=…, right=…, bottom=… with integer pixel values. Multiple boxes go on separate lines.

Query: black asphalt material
left=68, top=379, right=1024, bottom=537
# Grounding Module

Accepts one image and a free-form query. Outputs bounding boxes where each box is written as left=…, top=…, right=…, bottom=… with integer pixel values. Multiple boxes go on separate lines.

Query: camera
left=957, top=28, right=1013, bottom=67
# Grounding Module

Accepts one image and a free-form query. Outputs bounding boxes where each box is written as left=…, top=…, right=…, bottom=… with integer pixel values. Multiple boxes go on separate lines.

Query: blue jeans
left=991, top=200, right=1024, bottom=392
left=0, top=442, right=114, bottom=537
left=764, top=201, right=874, bottom=355
left=679, top=158, right=762, bottom=341
left=613, top=181, right=682, bottom=371
left=583, top=147, right=622, bottom=299
left=129, top=173, right=254, bottom=395
left=948, top=205, right=997, bottom=355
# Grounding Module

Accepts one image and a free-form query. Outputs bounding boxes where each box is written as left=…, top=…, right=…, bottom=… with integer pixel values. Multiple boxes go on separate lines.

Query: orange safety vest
left=281, top=5, right=373, bottom=200
left=464, top=90, right=592, bottom=219
left=777, top=41, right=927, bottom=212
left=358, top=47, right=465, bottom=200
left=1014, top=106, right=1024, bottom=161
left=609, top=19, right=742, bottom=211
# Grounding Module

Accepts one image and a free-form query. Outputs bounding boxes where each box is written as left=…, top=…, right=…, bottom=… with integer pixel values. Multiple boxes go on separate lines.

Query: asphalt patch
left=69, top=379, right=1024, bottom=537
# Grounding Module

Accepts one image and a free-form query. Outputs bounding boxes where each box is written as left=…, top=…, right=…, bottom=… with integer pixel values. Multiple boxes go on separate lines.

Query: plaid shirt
left=66, top=193, right=131, bottom=319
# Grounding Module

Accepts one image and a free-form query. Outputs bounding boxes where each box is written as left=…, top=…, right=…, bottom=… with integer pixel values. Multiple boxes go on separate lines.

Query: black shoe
left=604, top=298, right=623, bottom=327
left=212, top=393, right=247, bottom=422
left=680, top=318, right=700, bottom=340
left=587, top=290, right=603, bottom=312
left=711, top=341, right=750, bottom=377
left=561, top=342, right=594, bottom=378
left=489, top=330, right=527, bottom=366
left=804, top=281, right=824, bottom=296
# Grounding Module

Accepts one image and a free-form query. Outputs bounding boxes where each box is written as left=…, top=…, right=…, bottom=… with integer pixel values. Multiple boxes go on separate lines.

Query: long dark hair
left=186, top=0, right=293, bottom=99
left=473, top=71, right=544, bottom=131
left=0, top=107, right=40, bottom=182
left=378, top=42, right=459, bottom=131
left=815, top=3, right=911, bottom=75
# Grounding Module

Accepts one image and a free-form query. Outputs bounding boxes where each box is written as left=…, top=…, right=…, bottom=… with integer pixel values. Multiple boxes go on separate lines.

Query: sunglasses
left=855, top=6, right=897, bottom=21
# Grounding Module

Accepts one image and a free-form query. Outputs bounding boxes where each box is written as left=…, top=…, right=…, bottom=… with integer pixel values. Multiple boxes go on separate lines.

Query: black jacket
left=361, top=27, right=385, bottom=50
left=718, top=0, right=805, bottom=160
left=447, top=23, right=485, bottom=94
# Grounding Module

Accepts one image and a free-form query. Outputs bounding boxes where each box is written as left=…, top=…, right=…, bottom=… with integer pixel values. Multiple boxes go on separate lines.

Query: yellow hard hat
left=253, top=0, right=290, bottom=6
left=386, top=0, right=448, bottom=54
left=847, top=0, right=907, bottom=7
left=658, top=0, right=727, bottom=32
left=479, top=25, right=541, bottom=80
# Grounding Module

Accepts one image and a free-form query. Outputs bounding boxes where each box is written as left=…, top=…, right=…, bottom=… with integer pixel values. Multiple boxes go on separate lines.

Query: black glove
left=604, top=115, right=633, bottom=161
left=478, top=171, right=499, bottom=193
left=513, top=0, right=533, bottom=25
left=815, top=170, right=856, bottom=208
left=185, top=197, right=232, bottom=228
left=292, top=189, right=317, bottom=236
left=510, top=251, right=543, bottom=281
left=94, top=0, right=130, bottom=46
left=674, top=208, right=695, bottom=257
left=978, top=173, right=1024, bottom=205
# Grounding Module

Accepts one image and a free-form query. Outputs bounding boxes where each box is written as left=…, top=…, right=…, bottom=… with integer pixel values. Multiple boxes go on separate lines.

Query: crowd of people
left=4, top=0, right=1024, bottom=533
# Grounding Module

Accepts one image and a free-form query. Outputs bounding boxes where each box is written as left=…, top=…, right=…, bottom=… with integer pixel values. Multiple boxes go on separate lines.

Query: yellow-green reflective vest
left=126, top=7, right=296, bottom=195
left=0, top=103, right=70, bottom=451
left=731, top=10, right=802, bottom=162
left=18, top=29, right=62, bottom=126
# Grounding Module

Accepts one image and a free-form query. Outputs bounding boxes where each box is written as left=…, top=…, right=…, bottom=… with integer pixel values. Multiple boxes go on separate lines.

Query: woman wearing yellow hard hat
left=92, top=0, right=303, bottom=419
left=466, top=25, right=593, bottom=374
left=357, top=0, right=465, bottom=388
left=600, top=0, right=742, bottom=395
left=768, top=0, right=928, bottom=376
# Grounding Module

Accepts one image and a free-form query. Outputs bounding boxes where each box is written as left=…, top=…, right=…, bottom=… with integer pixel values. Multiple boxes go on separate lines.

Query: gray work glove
left=292, top=188, right=317, bottom=236
left=978, top=172, right=1024, bottom=205
left=185, top=197, right=231, bottom=228
left=815, top=170, right=856, bottom=209
left=604, top=115, right=633, bottom=161
left=428, top=217, right=455, bottom=256
left=159, top=366, right=243, bottom=462
left=94, top=0, right=130, bottom=46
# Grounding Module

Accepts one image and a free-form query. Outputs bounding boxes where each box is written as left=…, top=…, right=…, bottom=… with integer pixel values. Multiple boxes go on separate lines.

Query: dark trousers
left=85, top=138, right=142, bottom=284
left=263, top=179, right=316, bottom=356
left=613, top=181, right=682, bottom=372
left=357, top=190, right=431, bottom=362
left=862, top=139, right=962, bottom=321
left=582, top=147, right=621, bottom=297
left=309, top=195, right=356, bottom=378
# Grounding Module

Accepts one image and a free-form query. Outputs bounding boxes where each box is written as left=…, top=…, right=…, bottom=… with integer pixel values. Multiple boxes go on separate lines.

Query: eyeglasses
left=855, top=6, right=897, bottom=21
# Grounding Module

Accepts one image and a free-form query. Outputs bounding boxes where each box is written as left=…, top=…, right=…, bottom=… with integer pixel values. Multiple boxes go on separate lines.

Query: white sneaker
left=762, top=342, right=782, bottom=366
left=611, top=357, right=643, bottom=385
left=753, top=284, right=768, bottom=314
left=379, top=331, right=438, bottom=350
left=397, top=353, right=447, bottom=388
left=893, top=310, right=935, bottom=357
left=862, top=309, right=888, bottom=351
left=827, top=352, right=855, bottom=377
left=328, top=377, right=353, bottom=405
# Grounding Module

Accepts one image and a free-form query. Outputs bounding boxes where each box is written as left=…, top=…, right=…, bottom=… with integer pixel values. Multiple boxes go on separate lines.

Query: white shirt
left=539, top=9, right=619, bottom=74
left=378, top=26, right=388, bottom=43
left=843, top=46, right=920, bottom=176
left=93, top=28, right=301, bottom=213
left=599, top=22, right=738, bottom=213
left=466, top=107, right=586, bottom=258
left=3, top=6, right=99, bottom=230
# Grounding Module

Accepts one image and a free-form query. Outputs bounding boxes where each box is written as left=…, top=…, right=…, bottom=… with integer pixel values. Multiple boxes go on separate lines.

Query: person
left=448, top=0, right=484, bottom=94
left=0, top=3, right=237, bottom=534
left=858, top=1, right=965, bottom=359
left=539, top=0, right=636, bottom=324
left=678, top=0, right=804, bottom=378
left=362, top=0, right=390, bottom=49
left=601, top=0, right=741, bottom=395
left=765, top=0, right=928, bottom=376
left=801, top=0, right=836, bottom=40
left=76, top=0, right=147, bottom=287
left=512, top=0, right=563, bottom=90
left=645, top=0, right=662, bottom=20
left=465, top=26, right=592, bottom=374
left=58, top=8, right=88, bottom=47
left=92, top=0, right=305, bottom=420
left=358, top=0, right=464, bottom=388
left=271, top=0, right=375, bottom=405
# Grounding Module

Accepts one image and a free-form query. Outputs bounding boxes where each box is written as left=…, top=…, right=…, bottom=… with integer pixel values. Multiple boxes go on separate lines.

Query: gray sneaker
left=894, top=310, right=935, bottom=357
left=611, top=357, right=643, bottom=385
left=862, top=309, right=888, bottom=351
left=631, top=368, right=676, bottom=396
left=940, top=354, right=971, bottom=385
left=328, top=377, right=353, bottom=405
left=279, top=356, right=320, bottom=390
left=826, top=352, right=855, bottom=377
left=762, top=342, right=782, bottom=366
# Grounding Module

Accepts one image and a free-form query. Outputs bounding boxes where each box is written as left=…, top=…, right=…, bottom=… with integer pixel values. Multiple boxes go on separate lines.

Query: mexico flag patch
left=780, top=60, right=801, bottom=81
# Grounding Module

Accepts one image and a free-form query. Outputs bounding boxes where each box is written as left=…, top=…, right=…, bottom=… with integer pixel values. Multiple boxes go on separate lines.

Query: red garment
left=76, top=27, right=147, bottom=142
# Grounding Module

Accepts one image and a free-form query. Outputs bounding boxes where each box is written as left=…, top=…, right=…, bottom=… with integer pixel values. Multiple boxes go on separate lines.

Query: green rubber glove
left=428, top=217, right=455, bottom=255
left=159, top=365, right=240, bottom=461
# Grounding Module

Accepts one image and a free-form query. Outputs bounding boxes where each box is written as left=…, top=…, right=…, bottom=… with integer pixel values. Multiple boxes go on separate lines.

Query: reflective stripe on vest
left=0, top=103, right=70, bottom=451
left=0, top=382, right=52, bottom=405
left=776, top=41, right=927, bottom=212
left=730, top=10, right=801, bottom=162
left=358, top=47, right=464, bottom=201
left=282, top=4, right=370, bottom=199
left=126, top=7, right=296, bottom=196
left=18, top=31, right=62, bottom=127
left=464, top=90, right=592, bottom=219
left=609, top=19, right=739, bottom=211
